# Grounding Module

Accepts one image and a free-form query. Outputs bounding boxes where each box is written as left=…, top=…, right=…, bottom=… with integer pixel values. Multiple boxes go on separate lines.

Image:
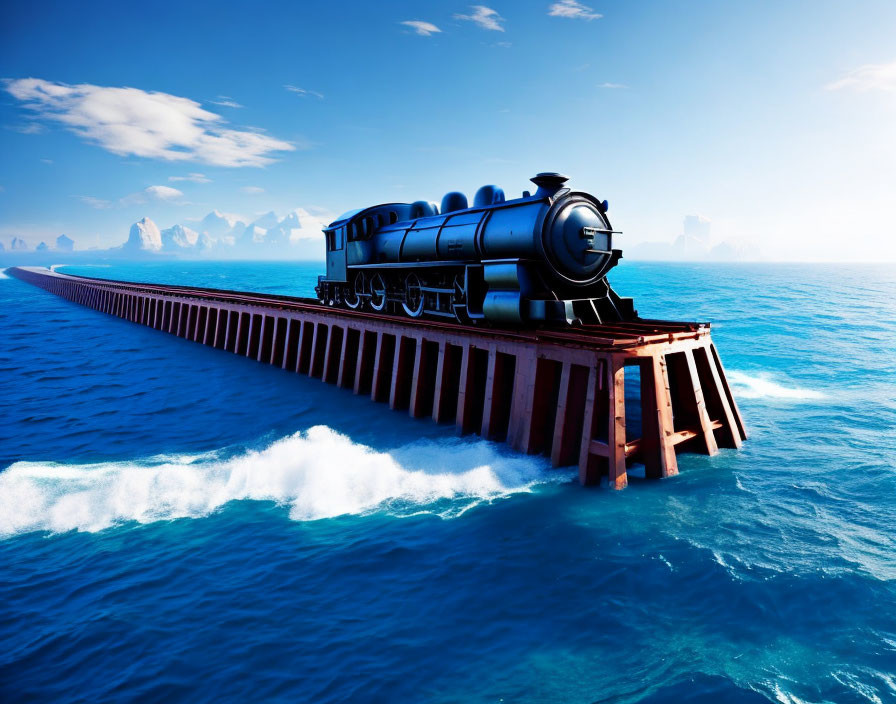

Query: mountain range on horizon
left=118, top=208, right=329, bottom=259
left=2, top=211, right=761, bottom=262
left=0, top=208, right=332, bottom=259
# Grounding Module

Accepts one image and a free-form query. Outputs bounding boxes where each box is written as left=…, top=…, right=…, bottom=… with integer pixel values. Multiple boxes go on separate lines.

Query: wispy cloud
left=597, top=82, right=626, bottom=89
left=825, top=60, right=896, bottom=92
left=401, top=20, right=442, bottom=36
left=7, top=122, right=44, bottom=134
left=284, top=84, right=324, bottom=99
left=454, top=6, right=505, bottom=32
left=548, top=0, right=602, bottom=20
left=121, top=185, right=186, bottom=206
left=40, top=158, right=54, bottom=164
left=76, top=195, right=113, bottom=209
left=169, top=172, right=211, bottom=183
left=4, top=78, right=295, bottom=167
left=210, top=95, right=243, bottom=108
left=242, top=186, right=264, bottom=194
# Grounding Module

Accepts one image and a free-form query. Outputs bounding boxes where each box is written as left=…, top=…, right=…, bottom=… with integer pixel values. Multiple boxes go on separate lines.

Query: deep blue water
left=1, top=260, right=895, bottom=703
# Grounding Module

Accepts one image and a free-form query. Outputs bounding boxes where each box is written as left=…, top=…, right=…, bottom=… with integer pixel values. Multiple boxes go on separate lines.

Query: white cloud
left=548, top=0, right=602, bottom=20
left=210, top=95, right=243, bottom=108
left=120, top=185, right=186, bottom=206
left=400, top=20, right=442, bottom=36
left=40, top=158, right=54, bottom=164
left=454, top=6, right=505, bottom=31
left=284, top=84, right=324, bottom=99
left=76, top=195, right=113, bottom=209
left=825, top=60, right=896, bottom=92
left=8, top=122, right=43, bottom=134
left=169, top=172, right=210, bottom=183
left=5, top=78, right=295, bottom=167
left=242, top=186, right=265, bottom=194
left=146, top=185, right=184, bottom=201
left=597, top=82, right=626, bottom=89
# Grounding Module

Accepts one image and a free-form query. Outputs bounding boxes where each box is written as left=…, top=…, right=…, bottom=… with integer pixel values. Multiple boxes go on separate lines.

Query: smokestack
left=530, top=172, right=569, bottom=198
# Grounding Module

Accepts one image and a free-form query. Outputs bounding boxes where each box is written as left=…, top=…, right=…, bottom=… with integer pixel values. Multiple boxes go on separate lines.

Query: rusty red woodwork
left=8, top=266, right=748, bottom=489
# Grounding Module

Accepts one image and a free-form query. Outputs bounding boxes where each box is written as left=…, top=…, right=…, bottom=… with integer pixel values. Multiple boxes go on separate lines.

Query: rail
left=11, top=266, right=709, bottom=350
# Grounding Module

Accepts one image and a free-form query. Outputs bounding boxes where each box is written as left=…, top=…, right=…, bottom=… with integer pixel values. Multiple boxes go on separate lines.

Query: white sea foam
left=728, top=371, right=825, bottom=400
left=0, top=269, right=9, bottom=279
left=0, top=426, right=565, bottom=537
left=771, top=683, right=814, bottom=704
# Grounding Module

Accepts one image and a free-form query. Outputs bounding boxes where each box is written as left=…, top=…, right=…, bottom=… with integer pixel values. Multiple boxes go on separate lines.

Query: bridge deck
left=14, top=266, right=709, bottom=349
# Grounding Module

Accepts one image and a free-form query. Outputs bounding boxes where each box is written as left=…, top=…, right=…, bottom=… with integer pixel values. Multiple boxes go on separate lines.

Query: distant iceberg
left=626, top=215, right=763, bottom=262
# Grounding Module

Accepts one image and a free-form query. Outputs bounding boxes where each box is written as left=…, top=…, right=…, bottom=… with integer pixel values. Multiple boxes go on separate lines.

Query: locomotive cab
left=318, top=204, right=411, bottom=304
left=324, top=223, right=347, bottom=283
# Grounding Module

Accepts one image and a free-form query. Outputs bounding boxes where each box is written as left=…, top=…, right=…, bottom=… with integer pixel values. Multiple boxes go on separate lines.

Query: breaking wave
left=0, top=426, right=564, bottom=537
left=727, top=371, right=826, bottom=400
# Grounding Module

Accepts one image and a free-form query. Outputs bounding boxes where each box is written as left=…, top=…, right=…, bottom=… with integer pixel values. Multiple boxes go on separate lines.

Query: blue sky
left=1, top=0, right=894, bottom=259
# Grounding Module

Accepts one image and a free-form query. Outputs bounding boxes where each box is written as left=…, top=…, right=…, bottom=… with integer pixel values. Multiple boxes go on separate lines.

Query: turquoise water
left=1, top=260, right=895, bottom=702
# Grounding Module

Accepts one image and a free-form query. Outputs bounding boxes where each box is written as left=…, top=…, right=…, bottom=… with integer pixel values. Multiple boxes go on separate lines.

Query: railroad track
left=13, top=267, right=708, bottom=350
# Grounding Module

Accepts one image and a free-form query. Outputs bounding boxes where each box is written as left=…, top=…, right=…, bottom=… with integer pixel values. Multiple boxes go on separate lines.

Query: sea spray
left=728, top=371, right=826, bottom=400
left=0, top=426, right=565, bottom=536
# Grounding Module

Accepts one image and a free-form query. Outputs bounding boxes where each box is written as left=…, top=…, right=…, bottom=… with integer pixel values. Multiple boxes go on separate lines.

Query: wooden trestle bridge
left=9, top=266, right=747, bottom=488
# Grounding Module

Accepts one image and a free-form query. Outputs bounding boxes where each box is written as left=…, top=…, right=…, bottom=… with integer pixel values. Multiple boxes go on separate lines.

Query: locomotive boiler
left=315, top=172, right=636, bottom=326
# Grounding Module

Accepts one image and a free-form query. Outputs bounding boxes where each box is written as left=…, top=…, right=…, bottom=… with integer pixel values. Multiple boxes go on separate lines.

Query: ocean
left=1, top=260, right=894, bottom=703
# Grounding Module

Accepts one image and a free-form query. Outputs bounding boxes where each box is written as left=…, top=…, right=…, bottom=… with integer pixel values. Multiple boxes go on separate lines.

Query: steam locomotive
left=315, top=172, right=635, bottom=326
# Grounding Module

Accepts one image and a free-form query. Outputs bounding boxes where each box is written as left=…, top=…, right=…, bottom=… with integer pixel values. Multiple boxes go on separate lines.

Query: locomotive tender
left=316, top=172, right=636, bottom=326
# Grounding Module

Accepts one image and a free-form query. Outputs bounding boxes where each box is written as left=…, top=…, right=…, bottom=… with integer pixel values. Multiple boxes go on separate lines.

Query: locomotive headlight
left=541, top=196, right=614, bottom=284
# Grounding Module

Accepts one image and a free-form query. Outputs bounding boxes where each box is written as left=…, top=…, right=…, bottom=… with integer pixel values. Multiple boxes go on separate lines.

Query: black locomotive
left=315, top=172, right=635, bottom=326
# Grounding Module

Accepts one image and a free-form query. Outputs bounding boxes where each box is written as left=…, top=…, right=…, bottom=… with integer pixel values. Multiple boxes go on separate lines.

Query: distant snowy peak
left=196, top=231, right=214, bottom=250
left=249, top=211, right=280, bottom=231
left=209, top=209, right=242, bottom=228
left=281, top=208, right=316, bottom=229
left=56, top=234, right=74, bottom=251
left=199, top=209, right=246, bottom=238
left=239, top=225, right=268, bottom=246
left=626, top=215, right=762, bottom=262
left=276, top=208, right=327, bottom=242
left=235, top=212, right=278, bottom=248
left=10, top=237, right=29, bottom=251
left=160, top=224, right=199, bottom=251
left=124, top=217, right=162, bottom=251
left=235, top=210, right=324, bottom=248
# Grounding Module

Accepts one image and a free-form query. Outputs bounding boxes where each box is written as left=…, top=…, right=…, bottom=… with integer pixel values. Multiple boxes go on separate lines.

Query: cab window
left=327, top=227, right=344, bottom=251
left=348, top=217, right=378, bottom=241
